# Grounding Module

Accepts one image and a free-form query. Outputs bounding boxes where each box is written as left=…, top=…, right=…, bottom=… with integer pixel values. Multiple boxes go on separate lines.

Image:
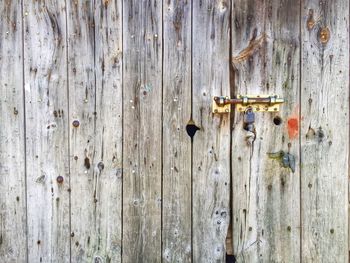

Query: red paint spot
left=288, top=117, right=299, bottom=139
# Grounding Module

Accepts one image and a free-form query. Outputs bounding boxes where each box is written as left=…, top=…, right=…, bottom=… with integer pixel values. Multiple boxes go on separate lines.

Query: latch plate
left=212, top=95, right=284, bottom=113
left=212, top=96, right=231, bottom=113
left=235, top=95, right=281, bottom=112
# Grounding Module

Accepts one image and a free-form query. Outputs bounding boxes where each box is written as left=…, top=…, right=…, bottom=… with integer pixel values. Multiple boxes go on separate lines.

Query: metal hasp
left=212, top=95, right=284, bottom=113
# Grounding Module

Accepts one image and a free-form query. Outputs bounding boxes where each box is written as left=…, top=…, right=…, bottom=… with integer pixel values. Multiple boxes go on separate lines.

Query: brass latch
left=212, top=95, right=284, bottom=113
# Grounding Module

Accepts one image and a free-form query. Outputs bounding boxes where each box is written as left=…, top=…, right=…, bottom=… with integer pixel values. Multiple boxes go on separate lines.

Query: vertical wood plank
left=0, top=1, right=26, bottom=261
left=301, top=0, right=349, bottom=262
left=192, top=1, right=231, bottom=261
left=231, top=0, right=301, bottom=261
left=93, top=0, right=123, bottom=261
left=68, top=0, right=123, bottom=261
left=23, top=0, right=70, bottom=261
left=122, top=0, right=162, bottom=261
left=66, top=0, right=96, bottom=258
left=162, top=0, right=192, bottom=262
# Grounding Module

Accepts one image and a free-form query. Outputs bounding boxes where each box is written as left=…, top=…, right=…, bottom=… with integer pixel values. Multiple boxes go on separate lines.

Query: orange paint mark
left=287, top=117, right=299, bottom=139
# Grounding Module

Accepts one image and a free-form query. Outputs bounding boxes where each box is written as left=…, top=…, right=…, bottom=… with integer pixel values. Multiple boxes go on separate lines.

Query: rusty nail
left=72, top=120, right=80, bottom=127
left=56, top=175, right=64, bottom=183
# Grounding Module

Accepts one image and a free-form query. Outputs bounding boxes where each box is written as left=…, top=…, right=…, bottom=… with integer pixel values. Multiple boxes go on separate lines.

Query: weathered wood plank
left=0, top=1, right=27, bottom=262
left=93, top=0, right=123, bottom=261
left=67, top=1, right=96, bottom=261
left=192, top=1, right=231, bottom=261
left=68, top=0, right=123, bottom=261
left=231, top=0, right=301, bottom=261
left=162, top=0, right=192, bottom=262
left=301, top=0, right=349, bottom=262
left=23, top=1, right=70, bottom=261
left=122, top=0, right=162, bottom=261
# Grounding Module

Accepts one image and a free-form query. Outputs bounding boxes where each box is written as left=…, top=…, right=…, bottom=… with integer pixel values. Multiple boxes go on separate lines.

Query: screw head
left=56, top=175, right=64, bottom=184
left=72, top=120, right=80, bottom=127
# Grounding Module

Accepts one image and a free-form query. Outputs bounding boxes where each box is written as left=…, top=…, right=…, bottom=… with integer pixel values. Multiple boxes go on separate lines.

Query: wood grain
left=231, top=0, right=301, bottom=261
left=23, top=1, right=70, bottom=261
left=0, top=1, right=349, bottom=262
left=162, top=0, right=192, bottom=262
left=67, top=1, right=96, bottom=261
left=0, top=1, right=27, bottom=262
left=301, top=0, right=349, bottom=262
left=192, top=0, right=231, bottom=261
left=67, top=0, right=123, bottom=261
left=93, top=0, right=123, bottom=261
left=122, top=0, right=162, bottom=262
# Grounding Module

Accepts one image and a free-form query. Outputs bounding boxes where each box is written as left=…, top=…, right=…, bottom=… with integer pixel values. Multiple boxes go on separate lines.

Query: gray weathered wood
left=122, top=0, right=162, bottom=262
left=67, top=0, right=123, bottom=261
left=0, top=1, right=27, bottom=262
left=192, top=1, right=231, bottom=261
left=162, top=0, right=192, bottom=262
left=1, top=2, right=350, bottom=262
left=23, top=0, right=70, bottom=261
left=93, top=0, right=123, bottom=261
left=301, top=0, right=349, bottom=262
left=231, top=0, right=301, bottom=261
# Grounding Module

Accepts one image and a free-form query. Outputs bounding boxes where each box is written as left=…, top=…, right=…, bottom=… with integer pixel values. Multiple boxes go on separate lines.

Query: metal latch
left=212, top=95, right=284, bottom=113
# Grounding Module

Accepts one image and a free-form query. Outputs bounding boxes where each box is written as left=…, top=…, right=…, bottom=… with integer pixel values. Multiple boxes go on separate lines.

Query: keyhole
left=186, top=119, right=200, bottom=139
left=273, top=116, right=282, bottom=126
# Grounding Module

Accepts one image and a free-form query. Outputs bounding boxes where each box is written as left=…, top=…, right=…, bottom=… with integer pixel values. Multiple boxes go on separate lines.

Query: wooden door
left=0, top=0, right=349, bottom=262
